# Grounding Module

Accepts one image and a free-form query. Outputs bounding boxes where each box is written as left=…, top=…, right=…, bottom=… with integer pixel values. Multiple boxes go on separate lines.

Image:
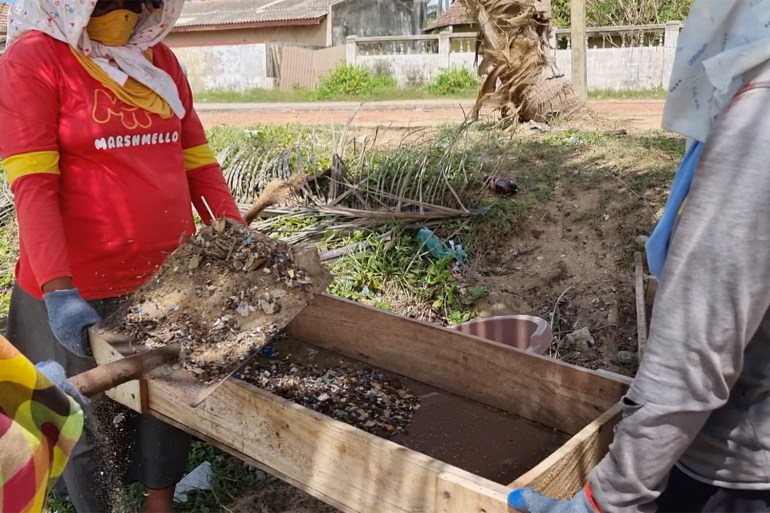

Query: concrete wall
left=356, top=47, right=669, bottom=89
left=166, top=21, right=328, bottom=48
left=331, top=0, right=427, bottom=46
left=361, top=53, right=446, bottom=86
left=553, top=47, right=666, bottom=90
left=172, top=44, right=273, bottom=94
left=348, top=23, right=682, bottom=90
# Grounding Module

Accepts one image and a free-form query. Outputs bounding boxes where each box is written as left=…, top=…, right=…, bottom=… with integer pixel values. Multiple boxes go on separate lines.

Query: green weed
left=427, top=67, right=479, bottom=96
left=316, top=65, right=397, bottom=100
left=325, top=229, right=480, bottom=324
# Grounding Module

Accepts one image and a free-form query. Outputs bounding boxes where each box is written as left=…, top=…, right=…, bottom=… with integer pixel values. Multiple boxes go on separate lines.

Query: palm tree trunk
left=466, top=0, right=590, bottom=126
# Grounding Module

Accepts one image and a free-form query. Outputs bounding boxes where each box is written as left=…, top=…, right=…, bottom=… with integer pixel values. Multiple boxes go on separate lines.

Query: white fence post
left=346, top=36, right=358, bottom=66
left=438, top=32, right=451, bottom=68
left=662, top=21, right=681, bottom=89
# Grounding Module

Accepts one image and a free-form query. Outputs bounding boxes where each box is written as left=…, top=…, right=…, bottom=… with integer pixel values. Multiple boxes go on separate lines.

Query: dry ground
left=196, top=100, right=664, bottom=132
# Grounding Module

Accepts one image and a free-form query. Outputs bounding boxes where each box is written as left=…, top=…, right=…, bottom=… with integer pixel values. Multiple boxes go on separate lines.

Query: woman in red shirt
left=0, top=0, right=243, bottom=511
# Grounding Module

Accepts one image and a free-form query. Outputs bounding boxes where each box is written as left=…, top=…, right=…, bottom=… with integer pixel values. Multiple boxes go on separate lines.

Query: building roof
left=174, top=0, right=341, bottom=30
left=426, top=1, right=472, bottom=31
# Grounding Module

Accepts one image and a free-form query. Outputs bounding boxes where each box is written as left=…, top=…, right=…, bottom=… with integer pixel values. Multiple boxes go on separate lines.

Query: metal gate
left=267, top=43, right=346, bottom=90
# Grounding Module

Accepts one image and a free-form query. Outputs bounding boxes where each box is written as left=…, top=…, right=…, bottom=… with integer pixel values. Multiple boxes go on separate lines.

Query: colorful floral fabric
left=0, top=334, right=83, bottom=513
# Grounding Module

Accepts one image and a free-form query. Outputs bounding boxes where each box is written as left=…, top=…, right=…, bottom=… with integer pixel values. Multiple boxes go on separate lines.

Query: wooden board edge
left=89, top=329, right=146, bottom=413
left=634, top=253, right=648, bottom=361
left=436, top=472, right=509, bottom=513
left=145, top=376, right=511, bottom=513
left=509, top=403, right=621, bottom=500
left=149, top=409, right=359, bottom=513
left=289, top=293, right=629, bottom=434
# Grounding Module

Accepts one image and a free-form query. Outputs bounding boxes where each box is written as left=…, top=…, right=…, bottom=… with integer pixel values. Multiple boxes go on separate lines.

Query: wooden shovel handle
left=68, top=343, right=180, bottom=397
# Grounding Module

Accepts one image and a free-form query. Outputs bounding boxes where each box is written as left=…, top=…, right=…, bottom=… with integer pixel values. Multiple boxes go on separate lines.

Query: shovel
left=87, top=174, right=332, bottom=408
left=69, top=342, right=180, bottom=397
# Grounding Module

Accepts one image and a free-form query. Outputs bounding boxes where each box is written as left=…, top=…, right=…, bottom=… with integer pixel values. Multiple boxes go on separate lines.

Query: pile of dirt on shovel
left=104, top=218, right=331, bottom=385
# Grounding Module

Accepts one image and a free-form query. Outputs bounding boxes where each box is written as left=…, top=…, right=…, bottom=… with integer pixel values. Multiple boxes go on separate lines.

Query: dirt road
left=195, top=99, right=664, bottom=131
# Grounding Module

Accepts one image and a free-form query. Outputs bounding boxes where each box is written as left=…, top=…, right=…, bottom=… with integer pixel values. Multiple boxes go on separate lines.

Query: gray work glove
left=35, top=360, right=89, bottom=408
left=43, top=288, right=101, bottom=358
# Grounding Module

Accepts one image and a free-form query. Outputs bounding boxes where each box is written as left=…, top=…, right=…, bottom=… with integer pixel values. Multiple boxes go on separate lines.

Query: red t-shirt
left=0, top=32, right=243, bottom=300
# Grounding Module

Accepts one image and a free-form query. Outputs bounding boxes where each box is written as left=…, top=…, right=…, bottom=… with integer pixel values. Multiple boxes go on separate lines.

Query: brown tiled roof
left=427, top=1, right=472, bottom=31
left=0, top=4, right=10, bottom=35
left=174, top=0, right=338, bottom=29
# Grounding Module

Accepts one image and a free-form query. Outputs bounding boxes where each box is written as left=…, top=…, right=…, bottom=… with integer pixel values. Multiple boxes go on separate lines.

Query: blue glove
left=44, top=288, right=101, bottom=358
left=36, top=360, right=89, bottom=408
left=508, top=487, right=599, bottom=513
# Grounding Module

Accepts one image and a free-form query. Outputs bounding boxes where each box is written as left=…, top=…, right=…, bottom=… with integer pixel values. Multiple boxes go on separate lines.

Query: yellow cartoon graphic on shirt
left=92, top=88, right=153, bottom=130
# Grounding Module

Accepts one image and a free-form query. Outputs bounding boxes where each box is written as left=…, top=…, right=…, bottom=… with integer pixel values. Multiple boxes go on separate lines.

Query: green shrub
left=316, top=65, right=396, bottom=99
left=427, top=67, right=479, bottom=96
left=551, top=0, right=692, bottom=28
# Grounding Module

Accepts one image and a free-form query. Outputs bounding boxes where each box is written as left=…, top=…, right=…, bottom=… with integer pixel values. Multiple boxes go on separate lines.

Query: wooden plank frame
left=91, top=294, right=628, bottom=513
left=634, top=252, right=648, bottom=360
left=90, top=327, right=148, bottom=413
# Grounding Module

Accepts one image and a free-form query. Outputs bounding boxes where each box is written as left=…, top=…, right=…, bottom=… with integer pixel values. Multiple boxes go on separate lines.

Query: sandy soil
left=196, top=100, right=664, bottom=132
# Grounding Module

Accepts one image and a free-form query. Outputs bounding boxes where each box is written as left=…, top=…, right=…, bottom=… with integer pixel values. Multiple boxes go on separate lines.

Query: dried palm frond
left=228, top=124, right=493, bottom=243
left=0, top=180, right=13, bottom=226
left=244, top=172, right=306, bottom=224
left=465, top=0, right=590, bottom=127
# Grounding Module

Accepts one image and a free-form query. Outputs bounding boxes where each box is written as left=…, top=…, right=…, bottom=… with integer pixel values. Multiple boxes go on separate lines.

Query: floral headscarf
left=7, top=0, right=186, bottom=117
left=663, top=0, right=770, bottom=142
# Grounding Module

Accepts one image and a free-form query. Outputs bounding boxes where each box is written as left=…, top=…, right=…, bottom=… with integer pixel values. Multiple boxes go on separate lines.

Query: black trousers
left=657, top=466, right=770, bottom=513
left=5, top=283, right=191, bottom=513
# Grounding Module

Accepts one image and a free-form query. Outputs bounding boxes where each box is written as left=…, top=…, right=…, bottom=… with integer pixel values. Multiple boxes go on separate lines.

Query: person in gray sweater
left=508, top=2, right=770, bottom=512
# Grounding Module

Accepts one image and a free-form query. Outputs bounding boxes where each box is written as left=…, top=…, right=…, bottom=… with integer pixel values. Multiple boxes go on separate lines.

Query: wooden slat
left=288, top=295, right=628, bottom=434
left=90, top=330, right=147, bottom=412
left=151, top=409, right=358, bottom=513
left=634, top=253, right=648, bottom=360
left=146, top=377, right=511, bottom=513
left=510, top=403, right=622, bottom=499
left=645, top=275, right=658, bottom=307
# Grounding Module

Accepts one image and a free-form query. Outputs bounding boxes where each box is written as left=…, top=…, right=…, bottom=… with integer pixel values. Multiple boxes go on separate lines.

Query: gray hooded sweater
left=589, top=61, right=770, bottom=512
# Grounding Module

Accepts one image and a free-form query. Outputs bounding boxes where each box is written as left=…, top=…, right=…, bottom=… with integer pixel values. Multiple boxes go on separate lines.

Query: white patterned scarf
left=663, top=0, right=770, bottom=142
left=6, top=0, right=186, bottom=117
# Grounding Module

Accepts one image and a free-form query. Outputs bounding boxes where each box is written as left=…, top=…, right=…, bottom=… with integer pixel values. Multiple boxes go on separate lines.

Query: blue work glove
left=508, top=487, right=600, bottom=513
left=44, top=288, right=101, bottom=358
left=35, top=360, right=89, bottom=408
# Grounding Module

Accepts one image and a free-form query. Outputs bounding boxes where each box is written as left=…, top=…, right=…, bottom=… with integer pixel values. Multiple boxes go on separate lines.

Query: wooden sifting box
left=90, top=294, right=630, bottom=513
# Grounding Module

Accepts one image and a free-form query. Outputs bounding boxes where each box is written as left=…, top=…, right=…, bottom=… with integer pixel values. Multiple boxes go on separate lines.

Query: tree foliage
left=551, top=0, right=693, bottom=28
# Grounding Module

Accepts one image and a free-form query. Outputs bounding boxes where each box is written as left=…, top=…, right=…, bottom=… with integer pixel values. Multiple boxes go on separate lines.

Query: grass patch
left=196, top=87, right=319, bottom=103
left=196, top=85, right=477, bottom=104
left=588, top=88, right=667, bottom=100
left=211, top=122, right=683, bottom=325
left=0, top=224, right=15, bottom=317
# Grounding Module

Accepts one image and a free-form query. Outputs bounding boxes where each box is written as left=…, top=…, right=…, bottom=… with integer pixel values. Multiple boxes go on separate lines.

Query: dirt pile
left=238, top=356, right=419, bottom=438
left=106, top=218, right=331, bottom=385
